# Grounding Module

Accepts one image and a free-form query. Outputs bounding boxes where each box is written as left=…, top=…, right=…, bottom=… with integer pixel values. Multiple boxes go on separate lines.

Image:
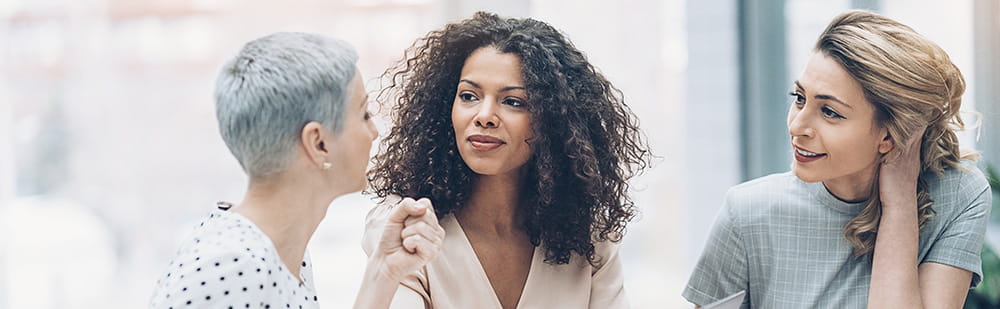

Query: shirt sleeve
left=361, top=197, right=432, bottom=307
left=682, top=189, right=750, bottom=306
left=589, top=242, right=629, bottom=309
left=922, top=170, right=992, bottom=288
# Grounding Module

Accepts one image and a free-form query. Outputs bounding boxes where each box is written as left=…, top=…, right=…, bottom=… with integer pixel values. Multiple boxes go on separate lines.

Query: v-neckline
left=447, top=215, right=538, bottom=309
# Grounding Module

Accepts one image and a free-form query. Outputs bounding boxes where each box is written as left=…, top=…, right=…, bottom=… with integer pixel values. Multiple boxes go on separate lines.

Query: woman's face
left=787, top=52, right=892, bottom=185
left=330, top=70, right=378, bottom=191
left=452, top=46, right=534, bottom=177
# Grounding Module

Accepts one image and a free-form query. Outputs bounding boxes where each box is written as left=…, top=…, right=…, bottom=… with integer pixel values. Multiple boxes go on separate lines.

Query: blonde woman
left=684, top=11, right=991, bottom=308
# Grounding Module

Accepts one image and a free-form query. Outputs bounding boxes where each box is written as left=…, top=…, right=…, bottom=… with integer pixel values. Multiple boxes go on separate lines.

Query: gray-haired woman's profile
left=149, top=32, right=445, bottom=309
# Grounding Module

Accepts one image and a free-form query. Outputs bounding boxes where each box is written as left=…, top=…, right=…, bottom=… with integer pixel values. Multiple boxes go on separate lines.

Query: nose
left=787, top=105, right=814, bottom=138
left=473, top=99, right=500, bottom=128
left=367, top=118, right=379, bottom=141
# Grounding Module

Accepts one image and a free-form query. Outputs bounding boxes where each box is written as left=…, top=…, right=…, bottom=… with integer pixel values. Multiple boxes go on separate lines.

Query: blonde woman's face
left=787, top=53, right=893, bottom=185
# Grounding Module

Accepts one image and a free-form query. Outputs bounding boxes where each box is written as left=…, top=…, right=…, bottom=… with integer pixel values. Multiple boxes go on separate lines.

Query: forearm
left=354, top=257, right=402, bottom=309
left=868, top=197, right=922, bottom=309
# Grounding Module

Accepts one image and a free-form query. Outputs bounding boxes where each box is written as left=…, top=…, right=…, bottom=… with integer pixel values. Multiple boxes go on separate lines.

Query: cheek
left=512, top=116, right=534, bottom=154
left=451, top=103, right=465, bottom=133
left=828, top=127, right=881, bottom=163
left=512, top=114, right=533, bottom=140
left=786, top=105, right=797, bottom=128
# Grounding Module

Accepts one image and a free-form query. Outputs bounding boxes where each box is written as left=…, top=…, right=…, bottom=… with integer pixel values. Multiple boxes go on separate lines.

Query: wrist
left=354, top=255, right=403, bottom=309
left=879, top=189, right=917, bottom=209
left=879, top=198, right=919, bottom=216
left=365, top=253, right=402, bottom=286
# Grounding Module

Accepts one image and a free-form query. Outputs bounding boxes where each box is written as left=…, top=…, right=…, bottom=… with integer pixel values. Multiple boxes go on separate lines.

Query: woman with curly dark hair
left=360, top=11, right=650, bottom=309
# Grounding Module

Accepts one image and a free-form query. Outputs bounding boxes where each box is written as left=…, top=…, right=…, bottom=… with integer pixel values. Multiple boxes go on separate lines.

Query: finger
left=388, top=198, right=415, bottom=224
left=407, top=214, right=445, bottom=237
left=401, top=234, right=425, bottom=253
left=905, top=126, right=927, bottom=149
left=402, top=235, right=440, bottom=261
left=414, top=198, right=439, bottom=225
left=401, top=198, right=437, bottom=226
left=399, top=197, right=428, bottom=217
left=403, top=211, right=434, bottom=227
left=403, top=210, right=443, bottom=237
left=401, top=222, right=444, bottom=244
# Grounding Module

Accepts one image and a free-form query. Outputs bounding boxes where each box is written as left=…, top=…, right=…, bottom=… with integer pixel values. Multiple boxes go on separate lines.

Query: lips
left=793, top=145, right=827, bottom=163
left=468, top=134, right=505, bottom=152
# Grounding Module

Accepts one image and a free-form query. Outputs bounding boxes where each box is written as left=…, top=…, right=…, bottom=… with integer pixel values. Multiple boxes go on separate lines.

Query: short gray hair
left=215, top=32, right=358, bottom=178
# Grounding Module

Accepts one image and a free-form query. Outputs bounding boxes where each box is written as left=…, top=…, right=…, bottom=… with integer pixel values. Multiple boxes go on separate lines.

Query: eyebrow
left=794, top=80, right=852, bottom=109
left=459, top=79, right=526, bottom=92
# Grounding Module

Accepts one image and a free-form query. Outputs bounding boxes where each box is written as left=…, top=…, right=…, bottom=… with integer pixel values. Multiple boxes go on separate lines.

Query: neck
left=231, top=172, right=338, bottom=278
left=823, top=162, right=878, bottom=203
left=457, top=168, right=526, bottom=234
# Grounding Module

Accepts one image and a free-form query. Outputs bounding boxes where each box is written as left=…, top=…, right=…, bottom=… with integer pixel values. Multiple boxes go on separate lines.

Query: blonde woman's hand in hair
left=869, top=125, right=974, bottom=308
left=879, top=127, right=925, bottom=209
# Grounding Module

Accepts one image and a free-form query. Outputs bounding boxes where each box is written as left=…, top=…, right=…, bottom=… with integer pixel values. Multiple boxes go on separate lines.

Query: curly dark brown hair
left=367, top=11, right=651, bottom=266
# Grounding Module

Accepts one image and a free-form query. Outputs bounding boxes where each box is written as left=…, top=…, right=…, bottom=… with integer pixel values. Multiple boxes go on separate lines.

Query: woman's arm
left=918, top=263, right=973, bottom=307
left=868, top=130, right=971, bottom=309
left=354, top=198, right=444, bottom=309
left=868, top=189, right=922, bottom=308
left=355, top=260, right=405, bottom=308
left=354, top=258, right=427, bottom=309
left=870, top=201, right=973, bottom=308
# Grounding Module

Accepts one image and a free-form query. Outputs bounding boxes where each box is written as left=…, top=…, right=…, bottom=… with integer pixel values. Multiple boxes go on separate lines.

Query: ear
left=300, top=121, right=331, bottom=168
left=877, top=127, right=894, bottom=154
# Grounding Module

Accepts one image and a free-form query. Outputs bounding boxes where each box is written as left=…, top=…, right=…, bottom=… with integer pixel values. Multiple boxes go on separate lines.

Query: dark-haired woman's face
left=452, top=46, right=534, bottom=177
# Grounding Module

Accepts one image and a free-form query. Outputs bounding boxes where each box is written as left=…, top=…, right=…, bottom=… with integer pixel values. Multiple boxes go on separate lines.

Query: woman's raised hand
left=375, top=197, right=446, bottom=282
left=879, top=127, right=925, bottom=208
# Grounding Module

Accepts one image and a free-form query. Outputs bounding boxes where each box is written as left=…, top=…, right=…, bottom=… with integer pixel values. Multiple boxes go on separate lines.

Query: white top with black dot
left=150, top=205, right=320, bottom=309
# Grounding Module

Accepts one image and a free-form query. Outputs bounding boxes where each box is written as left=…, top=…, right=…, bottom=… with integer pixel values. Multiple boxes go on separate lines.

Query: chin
left=464, top=159, right=519, bottom=177
left=792, top=166, right=824, bottom=183
left=466, top=164, right=500, bottom=176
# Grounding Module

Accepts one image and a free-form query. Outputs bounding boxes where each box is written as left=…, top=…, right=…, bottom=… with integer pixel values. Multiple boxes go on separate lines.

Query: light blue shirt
left=684, top=163, right=991, bottom=308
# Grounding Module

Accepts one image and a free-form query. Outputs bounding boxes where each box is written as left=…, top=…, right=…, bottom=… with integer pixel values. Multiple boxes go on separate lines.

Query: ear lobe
left=301, top=121, right=331, bottom=166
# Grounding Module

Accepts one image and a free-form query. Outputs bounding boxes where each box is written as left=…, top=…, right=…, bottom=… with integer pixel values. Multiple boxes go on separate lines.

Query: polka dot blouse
left=150, top=205, right=320, bottom=309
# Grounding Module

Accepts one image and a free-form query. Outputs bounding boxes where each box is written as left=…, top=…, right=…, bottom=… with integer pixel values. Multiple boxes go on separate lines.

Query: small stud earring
left=322, top=162, right=332, bottom=170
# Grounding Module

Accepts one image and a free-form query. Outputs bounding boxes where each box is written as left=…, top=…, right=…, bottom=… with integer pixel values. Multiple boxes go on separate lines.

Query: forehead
left=348, top=71, right=366, bottom=105
left=798, top=53, right=868, bottom=106
left=459, top=47, right=524, bottom=86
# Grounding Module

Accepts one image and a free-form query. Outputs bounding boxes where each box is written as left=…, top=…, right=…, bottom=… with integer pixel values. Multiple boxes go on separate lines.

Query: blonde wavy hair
left=815, top=10, right=976, bottom=259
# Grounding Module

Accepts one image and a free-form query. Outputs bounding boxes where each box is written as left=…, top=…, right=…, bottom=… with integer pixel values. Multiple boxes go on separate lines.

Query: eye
left=821, top=106, right=846, bottom=119
left=363, top=111, right=371, bottom=121
left=502, top=97, right=526, bottom=107
left=789, top=91, right=806, bottom=106
left=458, top=92, right=478, bottom=102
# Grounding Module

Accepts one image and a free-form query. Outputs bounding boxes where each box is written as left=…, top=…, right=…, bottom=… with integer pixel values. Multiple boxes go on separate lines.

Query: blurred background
left=0, top=0, right=998, bottom=308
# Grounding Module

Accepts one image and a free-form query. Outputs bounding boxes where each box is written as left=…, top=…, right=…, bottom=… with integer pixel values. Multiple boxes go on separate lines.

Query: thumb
left=404, top=200, right=429, bottom=217
left=387, top=199, right=427, bottom=224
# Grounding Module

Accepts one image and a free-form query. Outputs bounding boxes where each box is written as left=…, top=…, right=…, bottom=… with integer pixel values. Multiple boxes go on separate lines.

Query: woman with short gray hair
left=149, top=32, right=444, bottom=309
